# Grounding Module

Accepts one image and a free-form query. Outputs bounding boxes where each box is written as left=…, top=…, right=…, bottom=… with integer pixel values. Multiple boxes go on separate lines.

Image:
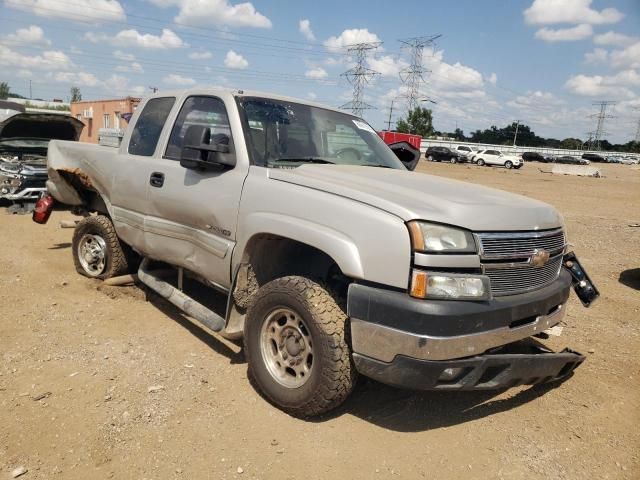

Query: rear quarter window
left=128, top=97, right=175, bottom=157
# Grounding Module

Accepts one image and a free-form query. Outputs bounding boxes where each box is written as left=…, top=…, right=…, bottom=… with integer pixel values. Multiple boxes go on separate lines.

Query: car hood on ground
left=0, top=113, right=84, bottom=153
left=269, top=165, right=562, bottom=231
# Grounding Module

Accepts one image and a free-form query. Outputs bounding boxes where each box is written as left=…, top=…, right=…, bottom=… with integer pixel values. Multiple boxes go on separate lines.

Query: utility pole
left=398, top=35, right=441, bottom=111
left=339, top=42, right=382, bottom=116
left=386, top=98, right=396, bottom=131
left=29, top=80, right=32, bottom=99
left=590, top=101, right=616, bottom=150
left=633, top=107, right=640, bottom=143
left=149, top=86, right=158, bottom=93
left=512, top=119, right=520, bottom=147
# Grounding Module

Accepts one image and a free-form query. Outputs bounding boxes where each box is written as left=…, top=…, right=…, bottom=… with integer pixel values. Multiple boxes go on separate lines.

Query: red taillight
left=32, top=195, right=55, bottom=224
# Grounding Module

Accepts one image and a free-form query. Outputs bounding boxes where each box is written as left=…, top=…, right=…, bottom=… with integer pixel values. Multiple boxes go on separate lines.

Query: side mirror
left=180, top=125, right=235, bottom=171
left=388, top=141, right=420, bottom=171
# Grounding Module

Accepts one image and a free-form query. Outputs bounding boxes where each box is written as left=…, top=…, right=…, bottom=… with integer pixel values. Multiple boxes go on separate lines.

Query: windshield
left=237, top=97, right=405, bottom=169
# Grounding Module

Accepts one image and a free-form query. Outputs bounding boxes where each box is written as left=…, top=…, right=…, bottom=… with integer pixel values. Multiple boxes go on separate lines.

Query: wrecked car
left=37, top=88, right=598, bottom=417
left=0, top=107, right=83, bottom=213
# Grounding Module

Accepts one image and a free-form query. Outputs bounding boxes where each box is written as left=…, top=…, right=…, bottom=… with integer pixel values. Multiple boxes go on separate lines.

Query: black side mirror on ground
left=388, top=141, right=420, bottom=171
left=180, top=125, right=236, bottom=170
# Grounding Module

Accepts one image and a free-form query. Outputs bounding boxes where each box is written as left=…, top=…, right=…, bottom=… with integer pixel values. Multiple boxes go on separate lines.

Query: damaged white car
left=0, top=104, right=83, bottom=213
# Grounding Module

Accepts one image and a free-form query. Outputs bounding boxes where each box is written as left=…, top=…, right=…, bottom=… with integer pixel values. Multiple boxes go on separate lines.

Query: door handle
left=149, top=172, right=165, bottom=188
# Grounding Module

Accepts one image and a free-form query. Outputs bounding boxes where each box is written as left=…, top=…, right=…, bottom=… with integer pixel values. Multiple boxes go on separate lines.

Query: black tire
left=505, top=160, right=513, bottom=169
left=244, top=276, right=356, bottom=418
left=477, top=158, right=485, bottom=166
left=72, top=215, right=132, bottom=279
left=450, top=157, right=457, bottom=164
left=427, top=155, right=434, bottom=162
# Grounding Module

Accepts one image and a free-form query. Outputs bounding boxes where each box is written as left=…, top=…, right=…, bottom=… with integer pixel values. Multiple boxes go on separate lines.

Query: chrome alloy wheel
left=77, top=234, right=107, bottom=277
left=260, top=307, right=313, bottom=388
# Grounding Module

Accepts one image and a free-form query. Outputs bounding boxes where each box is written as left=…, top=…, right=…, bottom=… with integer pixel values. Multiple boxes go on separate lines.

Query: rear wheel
left=72, top=215, right=132, bottom=279
left=244, top=276, right=356, bottom=418
left=505, top=160, right=513, bottom=169
left=477, top=158, right=485, bottom=166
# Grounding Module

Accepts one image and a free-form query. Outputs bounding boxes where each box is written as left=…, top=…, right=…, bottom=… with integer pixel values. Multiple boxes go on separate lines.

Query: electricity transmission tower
left=340, top=42, right=382, bottom=116
left=589, top=101, right=616, bottom=150
left=398, top=35, right=441, bottom=110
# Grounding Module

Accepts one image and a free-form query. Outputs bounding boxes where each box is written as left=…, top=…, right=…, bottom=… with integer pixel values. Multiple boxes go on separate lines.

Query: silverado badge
left=530, top=248, right=551, bottom=268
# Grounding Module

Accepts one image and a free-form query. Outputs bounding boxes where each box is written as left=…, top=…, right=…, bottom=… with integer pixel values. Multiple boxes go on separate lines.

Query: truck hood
left=0, top=113, right=84, bottom=154
left=269, top=165, right=562, bottom=231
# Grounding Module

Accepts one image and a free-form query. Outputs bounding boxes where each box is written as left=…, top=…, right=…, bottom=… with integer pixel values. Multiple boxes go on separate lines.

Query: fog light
left=439, top=367, right=464, bottom=381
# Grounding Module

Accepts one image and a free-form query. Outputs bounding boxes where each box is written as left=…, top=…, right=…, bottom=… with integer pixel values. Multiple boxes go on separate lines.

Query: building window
left=103, top=113, right=110, bottom=129
left=114, top=111, right=121, bottom=129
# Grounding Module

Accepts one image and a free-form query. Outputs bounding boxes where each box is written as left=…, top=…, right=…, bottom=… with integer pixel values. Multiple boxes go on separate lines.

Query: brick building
left=70, top=97, right=141, bottom=143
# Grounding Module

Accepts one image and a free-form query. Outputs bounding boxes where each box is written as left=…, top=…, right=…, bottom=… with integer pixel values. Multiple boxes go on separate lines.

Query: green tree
left=396, top=107, right=434, bottom=137
left=0, top=82, right=10, bottom=100
left=70, top=86, right=82, bottom=102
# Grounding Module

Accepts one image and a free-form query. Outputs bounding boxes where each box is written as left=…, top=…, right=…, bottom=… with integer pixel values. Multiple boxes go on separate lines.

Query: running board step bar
left=137, top=258, right=225, bottom=332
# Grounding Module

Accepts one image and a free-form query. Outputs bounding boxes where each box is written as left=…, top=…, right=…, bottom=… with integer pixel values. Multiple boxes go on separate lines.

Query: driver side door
left=145, top=95, right=249, bottom=289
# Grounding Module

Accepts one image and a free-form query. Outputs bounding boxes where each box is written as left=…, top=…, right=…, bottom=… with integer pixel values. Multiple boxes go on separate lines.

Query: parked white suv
left=455, top=145, right=475, bottom=159
left=474, top=149, right=522, bottom=169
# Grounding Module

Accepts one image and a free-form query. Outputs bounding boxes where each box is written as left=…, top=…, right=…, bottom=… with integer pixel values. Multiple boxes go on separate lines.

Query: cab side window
left=165, top=96, right=234, bottom=161
left=128, top=97, right=175, bottom=157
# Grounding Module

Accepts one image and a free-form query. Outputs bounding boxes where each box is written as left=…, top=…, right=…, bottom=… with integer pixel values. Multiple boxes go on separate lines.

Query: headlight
left=407, top=221, right=476, bottom=253
left=410, top=270, right=490, bottom=300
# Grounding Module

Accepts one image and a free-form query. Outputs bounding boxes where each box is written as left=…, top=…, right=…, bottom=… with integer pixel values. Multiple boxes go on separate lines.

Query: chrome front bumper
left=1, top=187, right=46, bottom=200
left=351, top=302, right=566, bottom=362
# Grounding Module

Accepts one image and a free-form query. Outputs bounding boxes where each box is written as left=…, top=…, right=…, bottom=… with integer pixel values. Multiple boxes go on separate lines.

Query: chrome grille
left=477, top=229, right=566, bottom=296
left=484, top=256, right=563, bottom=296
left=477, top=228, right=565, bottom=259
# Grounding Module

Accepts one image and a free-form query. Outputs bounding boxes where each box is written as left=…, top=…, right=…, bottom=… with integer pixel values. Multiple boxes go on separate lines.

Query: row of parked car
left=425, top=145, right=639, bottom=169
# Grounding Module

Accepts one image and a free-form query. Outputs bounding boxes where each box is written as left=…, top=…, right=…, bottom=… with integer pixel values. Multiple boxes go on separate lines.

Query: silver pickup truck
left=36, top=88, right=598, bottom=417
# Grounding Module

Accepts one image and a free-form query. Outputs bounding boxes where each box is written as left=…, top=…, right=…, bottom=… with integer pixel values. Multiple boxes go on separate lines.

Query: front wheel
left=72, top=215, right=132, bottom=279
left=244, top=276, right=356, bottom=418
left=450, top=157, right=458, bottom=164
left=505, top=160, right=513, bottom=169
left=427, top=155, right=434, bottom=162
left=477, top=158, right=485, bottom=166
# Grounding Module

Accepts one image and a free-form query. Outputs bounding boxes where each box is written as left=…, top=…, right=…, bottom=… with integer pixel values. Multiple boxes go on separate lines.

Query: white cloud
left=425, top=49, right=485, bottom=92
left=50, top=71, right=100, bottom=87
left=304, top=67, right=328, bottom=79
left=299, top=19, right=315, bottom=41
left=610, top=41, right=640, bottom=69
left=224, top=49, right=248, bottom=69
left=104, top=74, right=145, bottom=96
left=594, top=31, right=637, bottom=47
left=113, top=28, right=185, bottom=49
left=565, top=71, right=639, bottom=97
left=149, top=0, right=271, bottom=28
left=1, top=25, right=50, bottom=46
left=524, top=0, right=623, bottom=25
left=163, top=73, right=196, bottom=85
left=113, top=50, right=135, bottom=61
left=324, top=28, right=381, bottom=53
left=535, top=24, right=593, bottom=42
left=507, top=90, right=565, bottom=110
left=16, top=69, right=32, bottom=78
left=115, top=62, right=144, bottom=73
left=188, top=51, right=213, bottom=60
left=5, top=0, right=125, bottom=23
left=0, top=45, right=72, bottom=70
left=367, top=55, right=408, bottom=77
left=308, top=92, right=317, bottom=100
left=487, top=72, right=497, bottom=85
left=584, top=48, right=609, bottom=64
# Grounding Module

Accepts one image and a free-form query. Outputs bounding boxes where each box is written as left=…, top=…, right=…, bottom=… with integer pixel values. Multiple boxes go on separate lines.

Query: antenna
left=398, top=35, right=441, bottom=110
left=339, top=42, right=382, bottom=116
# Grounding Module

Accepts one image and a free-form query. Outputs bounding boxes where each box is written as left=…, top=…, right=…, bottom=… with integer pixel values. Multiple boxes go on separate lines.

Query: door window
left=128, top=97, right=175, bottom=157
left=165, top=96, right=233, bottom=160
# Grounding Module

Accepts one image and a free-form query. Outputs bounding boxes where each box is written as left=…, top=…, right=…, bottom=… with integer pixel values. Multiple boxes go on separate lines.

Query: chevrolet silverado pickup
left=38, top=88, right=598, bottom=417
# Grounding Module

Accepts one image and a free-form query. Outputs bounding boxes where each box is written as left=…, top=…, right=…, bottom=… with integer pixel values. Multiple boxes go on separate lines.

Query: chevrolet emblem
left=530, top=249, right=550, bottom=268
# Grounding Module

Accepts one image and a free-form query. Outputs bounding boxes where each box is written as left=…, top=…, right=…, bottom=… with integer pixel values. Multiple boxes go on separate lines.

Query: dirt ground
left=1, top=161, right=639, bottom=480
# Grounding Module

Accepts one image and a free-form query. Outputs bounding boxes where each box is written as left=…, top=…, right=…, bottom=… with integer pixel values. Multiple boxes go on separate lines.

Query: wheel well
left=233, top=234, right=349, bottom=309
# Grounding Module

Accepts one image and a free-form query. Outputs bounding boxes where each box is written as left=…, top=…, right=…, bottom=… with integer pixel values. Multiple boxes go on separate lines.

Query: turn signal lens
left=410, top=270, right=428, bottom=298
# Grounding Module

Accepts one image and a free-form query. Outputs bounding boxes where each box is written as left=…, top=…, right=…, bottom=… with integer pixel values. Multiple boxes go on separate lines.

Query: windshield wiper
left=273, top=157, right=335, bottom=165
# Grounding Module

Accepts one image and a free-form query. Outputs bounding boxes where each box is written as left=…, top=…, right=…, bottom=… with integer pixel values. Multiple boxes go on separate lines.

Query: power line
left=589, top=101, right=616, bottom=150
left=340, top=42, right=382, bottom=116
left=398, top=35, right=441, bottom=110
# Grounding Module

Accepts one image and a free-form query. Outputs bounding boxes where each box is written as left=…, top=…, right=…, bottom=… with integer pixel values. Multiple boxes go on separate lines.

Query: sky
left=0, top=0, right=639, bottom=143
